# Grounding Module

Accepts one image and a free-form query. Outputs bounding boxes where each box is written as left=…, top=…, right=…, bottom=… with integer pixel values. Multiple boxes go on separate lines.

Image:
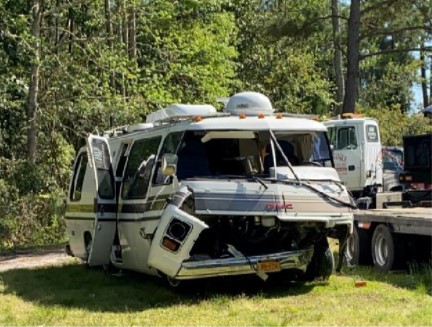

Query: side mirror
left=161, top=153, right=178, bottom=176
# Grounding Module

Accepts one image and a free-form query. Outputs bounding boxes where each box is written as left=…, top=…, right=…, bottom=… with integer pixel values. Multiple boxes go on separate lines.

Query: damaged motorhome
left=65, top=91, right=354, bottom=287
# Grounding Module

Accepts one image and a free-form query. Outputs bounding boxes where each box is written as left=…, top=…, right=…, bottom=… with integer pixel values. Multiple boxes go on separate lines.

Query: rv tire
left=303, top=239, right=334, bottom=282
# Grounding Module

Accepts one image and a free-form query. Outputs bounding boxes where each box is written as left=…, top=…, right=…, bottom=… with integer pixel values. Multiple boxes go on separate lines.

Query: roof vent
left=225, top=91, right=274, bottom=116
left=126, top=123, right=154, bottom=133
left=146, top=104, right=217, bottom=124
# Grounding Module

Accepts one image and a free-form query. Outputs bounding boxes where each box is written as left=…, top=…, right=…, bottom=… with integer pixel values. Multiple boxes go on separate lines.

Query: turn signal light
left=239, top=113, right=246, bottom=119
left=276, top=113, right=283, bottom=119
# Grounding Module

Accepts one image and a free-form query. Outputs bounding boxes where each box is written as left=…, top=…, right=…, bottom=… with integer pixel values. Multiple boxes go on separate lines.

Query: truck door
left=86, top=135, right=117, bottom=266
left=328, top=125, right=362, bottom=192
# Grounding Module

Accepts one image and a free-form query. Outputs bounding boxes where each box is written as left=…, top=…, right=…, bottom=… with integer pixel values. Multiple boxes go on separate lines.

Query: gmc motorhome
left=65, top=92, right=354, bottom=288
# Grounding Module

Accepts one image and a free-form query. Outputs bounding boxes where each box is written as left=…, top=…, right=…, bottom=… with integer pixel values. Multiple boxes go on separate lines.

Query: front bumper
left=175, top=247, right=314, bottom=280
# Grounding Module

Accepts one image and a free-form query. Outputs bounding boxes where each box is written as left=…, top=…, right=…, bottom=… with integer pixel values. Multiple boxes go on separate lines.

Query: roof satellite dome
left=225, top=91, right=274, bottom=116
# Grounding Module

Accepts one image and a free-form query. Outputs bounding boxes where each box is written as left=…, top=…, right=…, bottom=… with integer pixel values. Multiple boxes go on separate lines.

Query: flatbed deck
left=354, top=208, right=432, bottom=236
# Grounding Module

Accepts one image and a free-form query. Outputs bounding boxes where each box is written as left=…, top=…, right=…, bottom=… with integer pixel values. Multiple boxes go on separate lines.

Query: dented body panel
left=65, top=92, right=354, bottom=284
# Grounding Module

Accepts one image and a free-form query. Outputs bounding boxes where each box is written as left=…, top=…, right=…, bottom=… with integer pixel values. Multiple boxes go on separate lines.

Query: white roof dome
left=225, top=91, right=274, bottom=116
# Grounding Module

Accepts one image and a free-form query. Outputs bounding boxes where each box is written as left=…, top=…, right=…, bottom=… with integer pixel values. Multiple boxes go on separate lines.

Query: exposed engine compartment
left=188, top=214, right=327, bottom=260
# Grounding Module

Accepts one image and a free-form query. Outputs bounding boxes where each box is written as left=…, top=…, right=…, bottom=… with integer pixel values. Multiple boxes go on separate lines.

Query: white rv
left=65, top=92, right=354, bottom=287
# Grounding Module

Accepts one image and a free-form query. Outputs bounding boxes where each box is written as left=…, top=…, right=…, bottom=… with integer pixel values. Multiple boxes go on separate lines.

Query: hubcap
left=375, top=233, right=388, bottom=266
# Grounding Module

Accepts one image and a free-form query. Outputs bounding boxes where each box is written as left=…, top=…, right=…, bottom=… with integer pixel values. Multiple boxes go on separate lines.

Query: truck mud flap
left=148, top=204, right=208, bottom=278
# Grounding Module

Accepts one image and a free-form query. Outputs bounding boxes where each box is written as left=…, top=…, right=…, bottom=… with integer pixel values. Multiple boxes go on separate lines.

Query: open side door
left=148, top=204, right=208, bottom=277
left=86, top=135, right=117, bottom=266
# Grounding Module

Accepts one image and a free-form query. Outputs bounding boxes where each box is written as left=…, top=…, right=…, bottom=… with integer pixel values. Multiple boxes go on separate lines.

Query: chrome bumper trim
left=175, top=247, right=313, bottom=280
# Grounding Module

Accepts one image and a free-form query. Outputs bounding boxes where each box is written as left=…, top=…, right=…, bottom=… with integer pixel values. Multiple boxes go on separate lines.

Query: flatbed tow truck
left=323, top=117, right=431, bottom=272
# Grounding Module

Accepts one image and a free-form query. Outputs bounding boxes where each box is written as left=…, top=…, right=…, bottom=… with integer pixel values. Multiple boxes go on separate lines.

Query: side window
left=336, top=126, right=357, bottom=150
left=70, top=153, right=88, bottom=201
left=366, top=124, right=379, bottom=142
left=154, top=132, right=184, bottom=185
left=122, top=137, right=161, bottom=199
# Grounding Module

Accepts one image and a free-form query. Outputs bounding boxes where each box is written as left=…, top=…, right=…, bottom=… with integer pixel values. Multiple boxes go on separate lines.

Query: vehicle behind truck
left=65, top=92, right=354, bottom=288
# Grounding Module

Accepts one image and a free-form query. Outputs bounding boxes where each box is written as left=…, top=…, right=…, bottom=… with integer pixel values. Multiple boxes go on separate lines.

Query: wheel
left=164, top=275, right=207, bottom=294
left=84, top=233, right=92, bottom=262
left=166, top=276, right=182, bottom=288
left=303, top=239, right=335, bottom=281
left=371, top=224, right=396, bottom=272
left=345, top=227, right=359, bottom=266
left=344, top=225, right=371, bottom=266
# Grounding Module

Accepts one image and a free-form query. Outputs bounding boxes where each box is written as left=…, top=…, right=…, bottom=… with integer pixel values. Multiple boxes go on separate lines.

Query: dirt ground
left=0, top=247, right=75, bottom=272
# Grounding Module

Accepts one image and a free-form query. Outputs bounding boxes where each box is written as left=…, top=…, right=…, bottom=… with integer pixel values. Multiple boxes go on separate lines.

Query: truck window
left=122, top=136, right=162, bottom=199
left=336, top=127, right=357, bottom=150
left=366, top=124, right=379, bottom=142
left=70, top=153, right=87, bottom=201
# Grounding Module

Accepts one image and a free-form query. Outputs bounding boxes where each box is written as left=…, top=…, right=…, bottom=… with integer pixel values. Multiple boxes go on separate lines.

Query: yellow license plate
left=257, top=260, right=281, bottom=272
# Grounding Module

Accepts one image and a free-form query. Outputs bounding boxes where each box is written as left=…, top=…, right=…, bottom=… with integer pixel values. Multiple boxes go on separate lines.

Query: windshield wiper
left=269, top=130, right=301, bottom=182
left=250, top=176, right=268, bottom=190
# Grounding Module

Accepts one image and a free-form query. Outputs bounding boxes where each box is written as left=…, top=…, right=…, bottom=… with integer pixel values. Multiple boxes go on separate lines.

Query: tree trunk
left=331, top=0, right=345, bottom=116
left=26, top=0, right=44, bottom=163
left=105, top=0, right=115, bottom=90
left=429, top=56, right=432, bottom=107
left=342, top=0, right=361, bottom=114
left=420, top=45, right=429, bottom=108
left=128, top=4, right=137, bottom=59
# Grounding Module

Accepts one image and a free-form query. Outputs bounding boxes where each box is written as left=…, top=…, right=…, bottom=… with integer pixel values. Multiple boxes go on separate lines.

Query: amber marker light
left=239, top=113, right=246, bottom=119
left=194, top=116, right=203, bottom=122
left=258, top=113, right=265, bottom=119
left=276, top=113, right=283, bottom=119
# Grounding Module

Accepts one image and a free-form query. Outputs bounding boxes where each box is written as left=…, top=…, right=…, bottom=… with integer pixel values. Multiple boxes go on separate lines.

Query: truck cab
left=324, top=117, right=383, bottom=199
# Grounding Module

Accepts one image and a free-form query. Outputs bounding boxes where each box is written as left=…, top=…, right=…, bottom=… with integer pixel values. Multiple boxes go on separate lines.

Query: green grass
left=0, top=258, right=431, bottom=326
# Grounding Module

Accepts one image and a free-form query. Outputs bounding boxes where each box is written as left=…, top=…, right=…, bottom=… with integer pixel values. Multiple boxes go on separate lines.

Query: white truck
left=65, top=92, right=354, bottom=288
left=324, top=118, right=432, bottom=272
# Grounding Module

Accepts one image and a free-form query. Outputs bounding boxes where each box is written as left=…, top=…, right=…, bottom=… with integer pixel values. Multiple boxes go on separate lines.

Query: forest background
left=0, top=0, right=431, bottom=249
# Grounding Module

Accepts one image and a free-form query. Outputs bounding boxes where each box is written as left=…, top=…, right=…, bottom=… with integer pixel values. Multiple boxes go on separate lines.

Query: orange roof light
left=258, top=113, right=265, bottom=119
left=195, top=116, right=203, bottom=122
left=342, top=113, right=363, bottom=119
left=239, top=113, right=246, bottom=119
left=276, top=113, right=283, bottom=119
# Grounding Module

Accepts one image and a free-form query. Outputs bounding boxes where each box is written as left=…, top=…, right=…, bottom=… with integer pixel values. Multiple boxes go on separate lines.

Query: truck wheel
left=345, top=226, right=359, bottom=266
left=345, top=226, right=370, bottom=266
left=371, top=224, right=396, bottom=272
left=303, top=239, right=335, bottom=281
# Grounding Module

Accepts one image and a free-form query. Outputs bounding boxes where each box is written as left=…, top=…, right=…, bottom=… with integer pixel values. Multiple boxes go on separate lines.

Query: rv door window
left=121, top=136, right=162, bottom=199
left=70, top=153, right=88, bottom=201
left=91, top=138, right=115, bottom=199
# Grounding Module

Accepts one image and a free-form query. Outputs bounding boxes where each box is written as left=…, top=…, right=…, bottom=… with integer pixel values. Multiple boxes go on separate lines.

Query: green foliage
left=0, top=158, right=67, bottom=251
left=0, top=0, right=431, bottom=248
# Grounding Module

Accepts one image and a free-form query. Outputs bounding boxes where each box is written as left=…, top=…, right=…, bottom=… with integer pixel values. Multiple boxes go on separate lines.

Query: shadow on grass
left=0, top=263, right=315, bottom=312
